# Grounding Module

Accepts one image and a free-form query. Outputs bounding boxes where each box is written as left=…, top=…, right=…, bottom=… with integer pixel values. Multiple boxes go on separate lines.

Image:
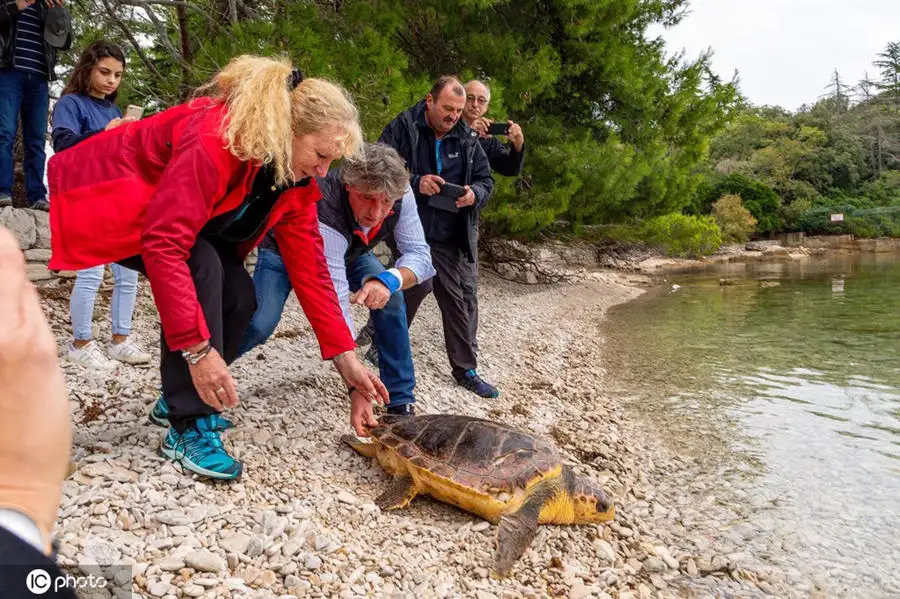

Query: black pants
left=404, top=242, right=479, bottom=379
left=119, top=238, right=257, bottom=432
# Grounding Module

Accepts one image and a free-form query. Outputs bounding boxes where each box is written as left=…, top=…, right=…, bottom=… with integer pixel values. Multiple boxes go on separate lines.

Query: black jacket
left=379, top=100, right=493, bottom=262
left=0, top=1, right=72, bottom=81
left=0, top=526, right=78, bottom=598
left=479, top=136, right=525, bottom=177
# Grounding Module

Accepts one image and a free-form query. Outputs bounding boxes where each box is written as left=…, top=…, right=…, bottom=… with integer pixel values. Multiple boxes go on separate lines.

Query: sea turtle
left=342, top=414, right=615, bottom=576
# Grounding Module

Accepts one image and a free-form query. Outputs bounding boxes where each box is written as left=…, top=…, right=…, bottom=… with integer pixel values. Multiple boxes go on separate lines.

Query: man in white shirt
left=237, top=142, right=435, bottom=416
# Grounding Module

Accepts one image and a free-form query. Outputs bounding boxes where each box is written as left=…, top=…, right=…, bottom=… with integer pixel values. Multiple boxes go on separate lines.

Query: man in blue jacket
left=378, top=76, right=500, bottom=399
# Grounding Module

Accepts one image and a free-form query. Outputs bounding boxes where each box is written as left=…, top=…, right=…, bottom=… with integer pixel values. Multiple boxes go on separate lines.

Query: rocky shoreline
left=37, top=250, right=813, bottom=599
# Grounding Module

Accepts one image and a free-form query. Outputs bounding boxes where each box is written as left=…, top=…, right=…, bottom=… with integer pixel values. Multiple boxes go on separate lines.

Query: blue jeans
left=0, top=69, right=49, bottom=203
left=70, top=264, right=140, bottom=340
left=239, top=248, right=416, bottom=406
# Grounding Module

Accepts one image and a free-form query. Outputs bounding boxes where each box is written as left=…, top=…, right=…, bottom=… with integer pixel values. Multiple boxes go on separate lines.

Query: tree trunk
left=176, top=2, right=193, bottom=101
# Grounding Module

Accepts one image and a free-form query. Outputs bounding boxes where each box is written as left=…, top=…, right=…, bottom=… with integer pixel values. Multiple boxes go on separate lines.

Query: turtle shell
left=370, top=414, right=564, bottom=496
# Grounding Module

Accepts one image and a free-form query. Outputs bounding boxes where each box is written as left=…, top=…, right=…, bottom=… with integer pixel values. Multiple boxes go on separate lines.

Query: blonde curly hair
left=195, top=55, right=363, bottom=186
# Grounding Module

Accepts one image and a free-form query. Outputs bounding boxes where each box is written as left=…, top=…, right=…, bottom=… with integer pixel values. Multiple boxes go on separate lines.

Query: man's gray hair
left=340, top=142, right=410, bottom=200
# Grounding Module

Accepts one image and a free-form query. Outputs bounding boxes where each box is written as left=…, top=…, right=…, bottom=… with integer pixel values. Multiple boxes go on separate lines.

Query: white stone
left=184, top=550, right=225, bottom=573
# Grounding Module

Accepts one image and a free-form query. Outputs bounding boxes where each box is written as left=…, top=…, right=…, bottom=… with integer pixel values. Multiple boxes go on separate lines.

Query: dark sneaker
left=0, top=194, right=11, bottom=208
left=456, top=370, right=500, bottom=398
left=28, top=199, right=49, bottom=212
left=149, top=393, right=234, bottom=429
left=364, top=345, right=379, bottom=368
left=159, top=415, right=242, bottom=480
left=355, top=324, right=374, bottom=348
left=386, top=403, right=415, bottom=416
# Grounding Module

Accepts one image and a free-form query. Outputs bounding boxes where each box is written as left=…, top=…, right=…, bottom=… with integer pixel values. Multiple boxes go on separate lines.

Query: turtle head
left=571, top=478, right=615, bottom=524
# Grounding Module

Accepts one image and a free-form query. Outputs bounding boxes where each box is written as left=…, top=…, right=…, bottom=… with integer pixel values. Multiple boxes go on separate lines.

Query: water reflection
left=603, top=253, right=900, bottom=597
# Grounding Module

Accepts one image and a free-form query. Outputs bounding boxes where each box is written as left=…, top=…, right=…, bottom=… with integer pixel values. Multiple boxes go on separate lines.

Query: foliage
left=797, top=204, right=900, bottom=238
left=42, top=4, right=900, bottom=240
left=712, top=194, right=756, bottom=243
left=637, top=213, right=723, bottom=257
left=58, top=0, right=738, bottom=237
left=692, top=173, right=782, bottom=233
left=694, top=39, right=900, bottom=238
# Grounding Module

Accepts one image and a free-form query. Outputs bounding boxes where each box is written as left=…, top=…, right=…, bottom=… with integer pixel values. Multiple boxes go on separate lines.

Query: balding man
left=378, top=76, right=500, bottom=399
left=463, top=80, right=525, bottom=177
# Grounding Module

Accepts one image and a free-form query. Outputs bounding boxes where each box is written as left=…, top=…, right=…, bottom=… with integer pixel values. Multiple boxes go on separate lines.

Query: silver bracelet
left=181, top=343, right=212, bottom=365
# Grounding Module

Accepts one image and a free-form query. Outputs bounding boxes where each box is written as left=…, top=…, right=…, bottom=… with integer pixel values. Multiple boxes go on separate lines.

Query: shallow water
left=603, top=254, right=900, bottom=597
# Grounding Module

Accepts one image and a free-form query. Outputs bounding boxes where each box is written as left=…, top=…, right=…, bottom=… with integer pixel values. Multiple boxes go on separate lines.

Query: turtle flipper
left=494, top=482, right=558, bottom=577
left=376, top=476, right=418, bottom=510
left=341, top=434, right=378, bottom=458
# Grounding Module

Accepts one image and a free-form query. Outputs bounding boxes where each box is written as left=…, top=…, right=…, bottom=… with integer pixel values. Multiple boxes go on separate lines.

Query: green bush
left=712, top=194, right=757, bottom=243
left=691, top=173, right=783, bottom=234
left=638, top=213, right=723, bottom=257
left=781, top=197, right=813, bottom=230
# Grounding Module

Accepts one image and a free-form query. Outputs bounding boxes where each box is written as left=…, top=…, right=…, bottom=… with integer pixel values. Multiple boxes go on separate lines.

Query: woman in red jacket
left=47, top=55, right=388, bottom=481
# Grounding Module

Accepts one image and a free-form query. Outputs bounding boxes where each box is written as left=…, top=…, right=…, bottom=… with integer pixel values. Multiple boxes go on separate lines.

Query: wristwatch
left=181, top=343, right=212, bottom=365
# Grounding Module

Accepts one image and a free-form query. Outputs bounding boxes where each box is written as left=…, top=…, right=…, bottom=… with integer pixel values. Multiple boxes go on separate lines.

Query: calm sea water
left=602, top=254, right=900, bottom=597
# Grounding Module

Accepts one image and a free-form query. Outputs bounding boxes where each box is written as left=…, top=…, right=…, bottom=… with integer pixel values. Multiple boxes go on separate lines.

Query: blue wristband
left=371, top=270, right=402, bottom=294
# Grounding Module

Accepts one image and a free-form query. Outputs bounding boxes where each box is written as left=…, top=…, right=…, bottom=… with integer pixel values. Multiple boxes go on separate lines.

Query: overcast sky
left=654, top=0, right=899, bottom=111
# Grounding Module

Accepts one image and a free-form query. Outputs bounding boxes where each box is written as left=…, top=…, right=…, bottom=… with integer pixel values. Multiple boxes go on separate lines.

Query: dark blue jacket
left=379, top=100, right=493, bottom=262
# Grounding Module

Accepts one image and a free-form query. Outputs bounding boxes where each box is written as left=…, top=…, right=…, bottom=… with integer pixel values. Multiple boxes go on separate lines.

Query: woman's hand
left=187, top=345, right=238, bottom=410
left=104, top=116, right=137, bottom=131
left=332, top=351, right=389, bottom=406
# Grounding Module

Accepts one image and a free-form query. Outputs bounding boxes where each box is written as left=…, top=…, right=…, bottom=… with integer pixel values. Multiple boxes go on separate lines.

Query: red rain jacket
left=47, top=97, right=354, bottom=358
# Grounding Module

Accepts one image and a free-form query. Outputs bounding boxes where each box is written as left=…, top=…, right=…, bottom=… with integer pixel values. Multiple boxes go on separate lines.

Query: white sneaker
left=107, top=338, right=151, bottom=365
left=67, top=340, right=116, bottom=370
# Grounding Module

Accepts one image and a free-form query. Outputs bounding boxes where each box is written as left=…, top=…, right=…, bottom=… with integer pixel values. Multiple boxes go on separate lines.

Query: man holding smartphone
left=463, top=80, right=525, bottom=177
left=378, top=76, right=500, bottom=399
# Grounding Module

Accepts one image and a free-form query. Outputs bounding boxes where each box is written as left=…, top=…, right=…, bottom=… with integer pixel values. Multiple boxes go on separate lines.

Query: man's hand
left=187, top=346, right=238, bottom=411
left=507, top=121, right=524, bottom=152
left=349, top=390, right=379, bottom=437
left=332, top=351, right=389, bottom=406
left=0, top=226, right=71, bottom=554
left=418, top=174, right=445, bottom=196
left=456, top=185, right=476, bottom=208
left=471, top=117, right=491, bottom=137
left=16, top=0, right=36, bottom=10
left=351, top=279, right=391, bottom=310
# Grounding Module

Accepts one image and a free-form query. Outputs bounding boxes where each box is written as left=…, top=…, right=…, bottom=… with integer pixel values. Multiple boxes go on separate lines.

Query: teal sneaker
left=159, top=415, right=243, bottom=480
left=148, top=394, right=171, bottom=427
left=150, top=394, right=234, bottom=430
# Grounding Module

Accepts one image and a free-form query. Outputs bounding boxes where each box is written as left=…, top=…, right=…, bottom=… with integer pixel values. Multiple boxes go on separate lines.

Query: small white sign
left=830, top=213, right=844, bottom=222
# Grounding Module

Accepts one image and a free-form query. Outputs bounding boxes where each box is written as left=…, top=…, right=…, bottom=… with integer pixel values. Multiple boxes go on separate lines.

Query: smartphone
left=125, top=105, right=144, bottom=120
left=438, top=182, right=466, bottom=198
left=487, top=122, right=510, bottom=135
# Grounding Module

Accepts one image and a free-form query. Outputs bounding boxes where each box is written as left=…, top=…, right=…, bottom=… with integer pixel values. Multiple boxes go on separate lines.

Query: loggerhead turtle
left=342, top=414, right=615, bottom=576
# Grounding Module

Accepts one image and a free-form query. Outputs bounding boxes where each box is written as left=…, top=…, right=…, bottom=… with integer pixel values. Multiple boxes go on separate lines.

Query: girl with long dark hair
left=52, top=40, right=150, bottom=368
